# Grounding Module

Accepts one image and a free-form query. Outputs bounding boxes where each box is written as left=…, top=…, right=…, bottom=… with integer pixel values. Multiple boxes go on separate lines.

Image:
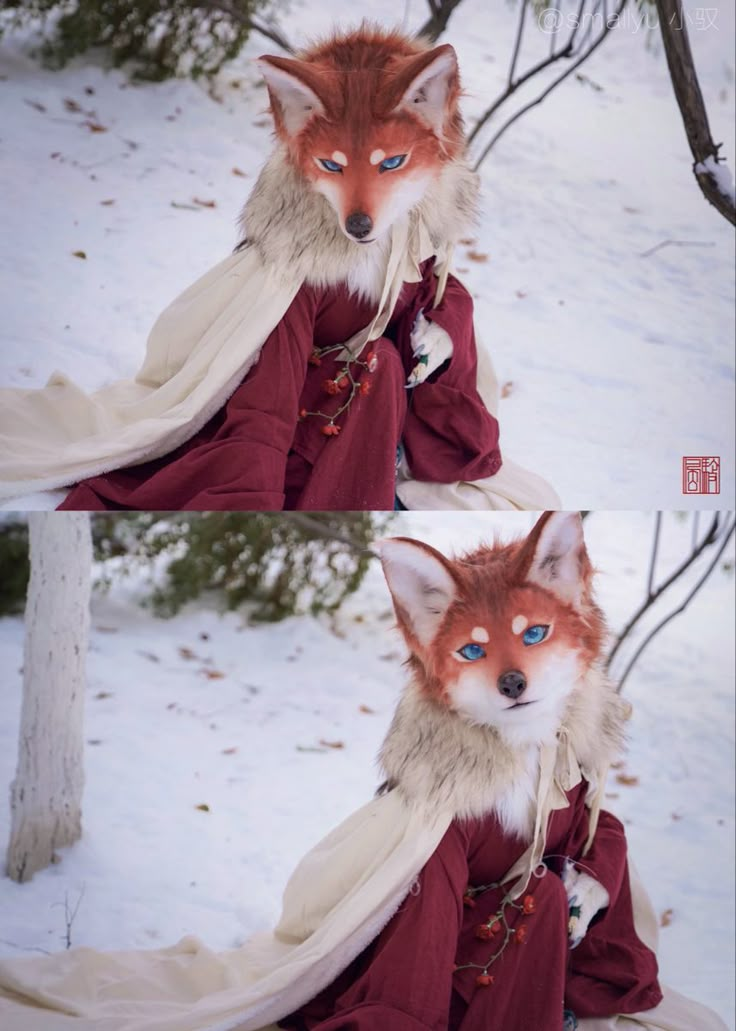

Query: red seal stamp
left=682, top=456, right=720, bottom=495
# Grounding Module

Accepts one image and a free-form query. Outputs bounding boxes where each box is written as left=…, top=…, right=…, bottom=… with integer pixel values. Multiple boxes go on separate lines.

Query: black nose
left=498, top=670, right=527, bottom=700
left=345, top=212, right=373, bottom=239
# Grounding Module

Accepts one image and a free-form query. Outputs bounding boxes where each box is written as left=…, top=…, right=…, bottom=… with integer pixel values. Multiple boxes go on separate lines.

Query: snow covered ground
left=0, top=0, right=734, bottom=509
left=0, top=511, right=733, bottom=1027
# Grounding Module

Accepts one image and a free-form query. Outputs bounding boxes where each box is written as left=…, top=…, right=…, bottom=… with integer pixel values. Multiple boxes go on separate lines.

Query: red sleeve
left=576, top=809, right=628, bottom=906
left=564, top=808, right=663, bottom=1018
left=179, top=284, right=319, bottom=509
left=287, top=821, right=471, bottom=1031
left=59, top=286, right=320, bottom=512
left=392, top=266, right=502, bottom=484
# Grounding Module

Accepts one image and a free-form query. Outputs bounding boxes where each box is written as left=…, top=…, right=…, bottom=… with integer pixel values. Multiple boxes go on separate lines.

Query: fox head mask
left=379, top=512, right=606, bottom=745
left=258, top=27, right=463, bottom=244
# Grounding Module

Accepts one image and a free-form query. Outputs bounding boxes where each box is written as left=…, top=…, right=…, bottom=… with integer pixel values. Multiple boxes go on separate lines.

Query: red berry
left=359, top=380, right=372, bottom=396
left=475, top=924, right=493, bottom=941
left=523, top=895, right=536, bottom=915
left=515, top=924, right=528, bottom=944
left=475, top=973, right=494, bottom=987
left=299, top=408, right=308, bottom=419
left=308, top=351, right=322, bottom=366
left=462, top=894, right=476, bottom=908
left=489, top=920, right=502, bottom=935
left=320, top=423, right=341, bottom=437
left=323, top=379, right=339, bottom=395
left=336, top=375, right=349, bottom=390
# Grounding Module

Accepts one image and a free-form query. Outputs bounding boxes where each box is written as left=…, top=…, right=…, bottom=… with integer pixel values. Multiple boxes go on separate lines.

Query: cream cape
left=0, top=151, right=560, bottom=510
left=0, top=674, right=726, bottom=1031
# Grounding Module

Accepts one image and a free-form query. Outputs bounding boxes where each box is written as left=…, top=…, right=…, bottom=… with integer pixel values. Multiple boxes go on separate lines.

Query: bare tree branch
left=606, top=511, right=722, bottom=673
left=646, top=511, right=662, bottom=597
left=654, top=0, right=735, bottom=225
left=415, top=0, right=465, bottom=42
left=472, top=0, right=627, bottom=169
left=467, top=0, right=606, bottom=152
left=508, top=0, right=530, bottom=87
left=284, top=513, right=380, bottom=558
left=250, top=17, right=295, bottom=54
left=199, top=0, right=295, bottom=53
left=615, top=516, right=735, bottom=692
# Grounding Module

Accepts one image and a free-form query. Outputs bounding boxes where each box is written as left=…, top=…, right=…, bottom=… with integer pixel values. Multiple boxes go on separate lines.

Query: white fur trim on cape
left=379, top=667, right=626, bottom=832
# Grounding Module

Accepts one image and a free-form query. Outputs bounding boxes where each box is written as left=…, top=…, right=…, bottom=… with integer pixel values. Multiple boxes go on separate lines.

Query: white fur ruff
left=379, top=666, right=627, bottom=840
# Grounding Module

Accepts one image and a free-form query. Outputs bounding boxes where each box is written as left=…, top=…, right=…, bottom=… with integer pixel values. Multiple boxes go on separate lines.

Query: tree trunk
left=6, top=513, right=92, bottom=883
left=655, top=0, right=736, bottom=225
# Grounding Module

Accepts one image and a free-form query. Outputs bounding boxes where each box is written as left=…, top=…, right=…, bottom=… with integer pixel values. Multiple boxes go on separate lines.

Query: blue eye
left=458, top=643, right=486, bottom=662
left=379, top=154, right=406, bottom=172
left=522, top=625, right=549, bottom=646
left=318, top=158, right=343, bottom=173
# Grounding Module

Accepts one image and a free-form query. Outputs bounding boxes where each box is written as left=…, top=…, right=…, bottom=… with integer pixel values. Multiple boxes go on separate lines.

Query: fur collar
left=378, top=668, right=626, bottom=837
left=237, top=146, right=479, bottom=302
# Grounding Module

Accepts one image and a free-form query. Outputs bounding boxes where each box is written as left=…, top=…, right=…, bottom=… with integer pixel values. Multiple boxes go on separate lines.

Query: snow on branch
left=654, top=0, right=736, bottom=225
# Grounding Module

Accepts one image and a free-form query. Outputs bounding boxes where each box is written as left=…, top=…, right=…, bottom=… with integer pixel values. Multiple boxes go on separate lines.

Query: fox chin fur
left=237, top=145, right=478, bottom=303
left=379, top=668, right=626, bottom=841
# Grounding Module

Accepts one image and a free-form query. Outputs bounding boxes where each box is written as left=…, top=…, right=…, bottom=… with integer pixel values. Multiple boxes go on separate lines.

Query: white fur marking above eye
left=331, top=150, right=348, bottom=166
left=471, top=627, right=489, bottom=643
left=369, top=149, right=386, bottom=166
left=511, top=615, right=528, bottom=635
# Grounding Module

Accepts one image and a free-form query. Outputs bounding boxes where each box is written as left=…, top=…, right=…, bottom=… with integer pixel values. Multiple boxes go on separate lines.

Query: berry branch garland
left=456, top=883, right=537, bottom=988
left=302, top=343, right=378, bottom=436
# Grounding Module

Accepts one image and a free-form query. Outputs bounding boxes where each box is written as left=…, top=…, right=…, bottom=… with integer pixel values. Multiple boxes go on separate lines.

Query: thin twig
left=646, top=511, right=662, bottom=598
left=467, top=31, right=578, bottom=148
left=508, top=0, right=529, bottom=87
left=250, top=17, right=294, bottom=54
left=691, top=511, right=700, bottom=552
left=606, top=512, right=721, bottom=672
left=52, top=887, right=86, bottom=950
left=0, top=937, right=52, bottom=955
left=198, top=0, right=294, bottom=53
left=472, top=0, right=627, bottom=169
left=549, top=0, right=561, bottom=57
left=468, top=0, right=588, bottom=148
left=616, top=517, right=735, bottom=692
left=639, top=239, right=715, bottom=258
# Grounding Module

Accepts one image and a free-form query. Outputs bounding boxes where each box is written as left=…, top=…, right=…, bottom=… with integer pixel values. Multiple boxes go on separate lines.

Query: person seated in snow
left=0, top=514, right=727, bottom=1031
left=0, top=29, right=559, bottom=512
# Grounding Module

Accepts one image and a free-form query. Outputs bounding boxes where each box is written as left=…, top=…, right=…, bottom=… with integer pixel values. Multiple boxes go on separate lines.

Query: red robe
left=280, top=783, right=662, bottom=1031
left=59, top=261, right=501, bottom=511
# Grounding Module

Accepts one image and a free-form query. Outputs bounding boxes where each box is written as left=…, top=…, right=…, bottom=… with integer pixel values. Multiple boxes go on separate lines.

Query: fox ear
left=390, top=44, right=458, bottom=134
left=257, top=56, right=327, bottom=136
left=378, top=537, right=458, bottom=647
left=516, top=512, right=589, bottom=607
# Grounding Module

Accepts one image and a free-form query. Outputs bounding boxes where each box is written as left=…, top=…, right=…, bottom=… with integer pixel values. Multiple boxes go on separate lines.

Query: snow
left=0, top=0, right=734, bottom=509
left=0, top=511, right=733, bottom=1028
left=695, top=155, right=736, bottom=206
